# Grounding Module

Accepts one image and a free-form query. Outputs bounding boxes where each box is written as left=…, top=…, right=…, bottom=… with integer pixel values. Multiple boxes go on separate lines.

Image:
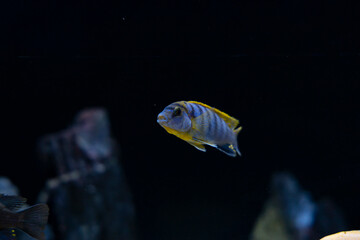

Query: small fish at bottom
left=320, top=231, right=360, bottom=240
left=0, top=194, right=49, bottom=240
left=157, top=101, right=242, bottom=157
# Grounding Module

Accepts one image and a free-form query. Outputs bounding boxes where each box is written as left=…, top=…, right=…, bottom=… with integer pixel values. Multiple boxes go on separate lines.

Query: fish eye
left=172, top=107, right=181, bottom=117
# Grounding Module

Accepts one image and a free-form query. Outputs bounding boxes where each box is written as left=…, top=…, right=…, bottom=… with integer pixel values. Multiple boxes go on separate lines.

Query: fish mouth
left=157, top=114, right=168, bottom=124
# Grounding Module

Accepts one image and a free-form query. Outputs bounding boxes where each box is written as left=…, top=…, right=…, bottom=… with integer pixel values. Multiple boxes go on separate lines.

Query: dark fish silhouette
left=0, top=194, right=49, bottom=240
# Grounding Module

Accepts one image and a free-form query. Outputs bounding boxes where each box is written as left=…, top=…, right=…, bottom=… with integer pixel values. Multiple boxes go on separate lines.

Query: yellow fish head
left=157, top=102, right=192, bottom=133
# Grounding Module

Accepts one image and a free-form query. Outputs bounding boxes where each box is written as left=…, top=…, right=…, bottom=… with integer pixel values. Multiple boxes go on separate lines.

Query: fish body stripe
left=194, top=103, right=203, bottom=118
left=215, top=112, right=229, bottom=142
left=172, top=102, right=185, bottom=108
left=189, top=103, right=230, bottom=143
left=203, top=107, right=213, bottom=136
left=207, top=110, right=220, bottom=141
left=188, top=103, right=209, bottom=138
left=206, top=109, right=215, bottom=139
left=166, top=102, right=187, bottom=111
left=188, top=102, right=203, bottom=118
left=214, top=113, right=223, bottom=141
left=196, top=105, right=206, bottom=133
left=211, top=110, right=219, bottom=141
left=185, top=102, right=193, bottom=117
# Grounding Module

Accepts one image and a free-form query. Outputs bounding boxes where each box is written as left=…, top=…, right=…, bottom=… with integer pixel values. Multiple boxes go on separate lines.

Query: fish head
left=157, top=102, right=192, bottom=132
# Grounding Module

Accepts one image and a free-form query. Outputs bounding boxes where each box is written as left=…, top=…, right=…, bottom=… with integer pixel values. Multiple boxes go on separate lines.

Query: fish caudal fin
left=216, top=144, right=237, bottom=157
left=18, top=204, right=49, bottom=240
left=234, top=126, right=242, bottom=156
left=234, top=144, right=241, bottom=156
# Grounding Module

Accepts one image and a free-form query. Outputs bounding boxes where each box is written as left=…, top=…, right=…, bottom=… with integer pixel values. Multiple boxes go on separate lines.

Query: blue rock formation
left=251, top=172, right=346, bottom=240
left=38, top=108, right=136, bottom=240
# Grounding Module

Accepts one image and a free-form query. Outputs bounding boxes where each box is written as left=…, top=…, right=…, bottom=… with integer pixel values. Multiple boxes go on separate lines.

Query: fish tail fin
left=234, top=143, right=241, bottom=156
left=17, top=204, right=49, bottom=240
left=234, top=126, right=242, bottom=156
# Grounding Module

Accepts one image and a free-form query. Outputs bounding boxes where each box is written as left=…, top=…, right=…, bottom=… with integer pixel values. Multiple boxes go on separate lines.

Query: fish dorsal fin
left=187, top=101, right=239, bottom=129
left=0, top=194, right=27, bottom=211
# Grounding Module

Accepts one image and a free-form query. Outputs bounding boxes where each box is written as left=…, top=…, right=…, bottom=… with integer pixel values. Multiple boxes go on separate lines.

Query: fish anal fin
left=187, top=101, right=239, bottom=129
left=0, top=228, right=17, bottom=240
left=192, top=137, right=216, bottom=147
left=216, top=144, right=237, bottom=157
left=187, top=140, right=206, bottom=152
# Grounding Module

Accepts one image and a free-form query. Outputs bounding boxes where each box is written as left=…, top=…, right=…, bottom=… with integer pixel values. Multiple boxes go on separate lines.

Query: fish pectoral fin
left=187, top=141, right=206, bottom=152
left=216, top=144, right=237, bottom=157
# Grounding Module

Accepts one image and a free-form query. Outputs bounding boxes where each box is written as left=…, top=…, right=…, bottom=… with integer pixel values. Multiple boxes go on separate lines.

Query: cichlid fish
left=320, top=231, right=360, bottom=240
left=157, top=101, right=242, bottom=157
left=0, top=194, right=49, bottom=240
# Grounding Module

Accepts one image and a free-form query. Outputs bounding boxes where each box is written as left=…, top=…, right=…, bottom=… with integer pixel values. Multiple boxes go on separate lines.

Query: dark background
left=0, top=0, right=359, bottom=239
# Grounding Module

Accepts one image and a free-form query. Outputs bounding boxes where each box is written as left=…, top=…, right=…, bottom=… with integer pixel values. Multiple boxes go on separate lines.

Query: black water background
left=0, top=0, right=359, bottom=239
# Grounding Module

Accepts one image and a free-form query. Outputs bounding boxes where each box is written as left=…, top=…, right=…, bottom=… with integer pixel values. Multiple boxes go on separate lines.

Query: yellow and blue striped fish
left=157, top=101, right=242, bottom=157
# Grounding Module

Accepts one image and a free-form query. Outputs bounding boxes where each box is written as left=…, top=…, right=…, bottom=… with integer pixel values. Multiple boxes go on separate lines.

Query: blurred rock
left=38, top=108, right=136, bottom=240
left=312, top=199, right=347, bottom=239
left=74, top=109, right=112, bottom=161
left=250, top=172, right=346, bottom=240
left=250, top=199, right=291, bottom=240
left=0, top=177, right=19, bottom=196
